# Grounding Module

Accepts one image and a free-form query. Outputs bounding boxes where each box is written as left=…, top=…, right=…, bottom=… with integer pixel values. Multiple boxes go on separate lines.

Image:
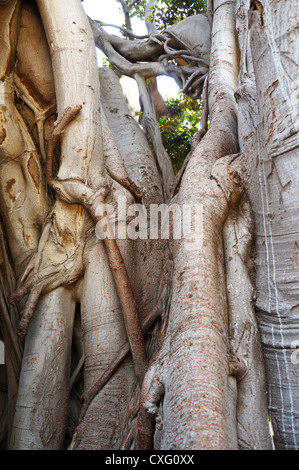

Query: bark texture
left=235, top=0, right=299, bottom=450
left=139, top=0, right=271, bottom=450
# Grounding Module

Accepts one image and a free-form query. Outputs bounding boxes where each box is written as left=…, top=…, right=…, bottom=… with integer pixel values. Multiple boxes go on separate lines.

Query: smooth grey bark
left=236, top=0, right=299, bottom=450
left=10, top=288, right=76, bottom=449
left=223, top=198, right=272, bottom=449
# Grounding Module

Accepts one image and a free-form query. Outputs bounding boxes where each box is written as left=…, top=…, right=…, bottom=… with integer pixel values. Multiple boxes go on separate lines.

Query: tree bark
left=138, top=0, right=271, bottom=450
left=235, top=0, right=299, bottom=450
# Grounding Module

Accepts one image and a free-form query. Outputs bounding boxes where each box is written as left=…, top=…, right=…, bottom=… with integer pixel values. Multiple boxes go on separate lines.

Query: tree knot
left=229, top=352, right=247, bottom=382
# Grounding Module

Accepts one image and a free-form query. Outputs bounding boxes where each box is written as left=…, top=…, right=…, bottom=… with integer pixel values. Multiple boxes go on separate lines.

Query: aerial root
left=10, top=267, right=52, bottom=307
left=68, top=279, right=170, bottom=450
left=78, top=281, right=168, bottom=425
left=118, top=176, right=143, bottom=203
left=46, top=104, right=82, bottom=185
left=10, top=267, right=55, bottom=338
left=16, top=282, right=43, bottom=338
left=137, top=362, right=165, bottom=450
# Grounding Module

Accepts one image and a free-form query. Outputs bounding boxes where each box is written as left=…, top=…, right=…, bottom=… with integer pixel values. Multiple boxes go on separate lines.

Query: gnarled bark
left=138, top=0, right=271, bottom=450
left=235, top=0, right=299, bottom=450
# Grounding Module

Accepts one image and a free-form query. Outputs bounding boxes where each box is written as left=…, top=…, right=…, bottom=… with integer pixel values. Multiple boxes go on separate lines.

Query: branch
left=206, top=0, right=213, bottom=27
left=135, top=73, right=175, bottom=200
left=128, top=0, right=141, bottom=9
left=89, top=17, right=163, bottom=61
left=117, top=0, right=133, bottom=31
left=90, top=17, right=210, bottom=101
left=95, top=20, right=149, bottom=39
left=91, top=22, right=166, bottom=78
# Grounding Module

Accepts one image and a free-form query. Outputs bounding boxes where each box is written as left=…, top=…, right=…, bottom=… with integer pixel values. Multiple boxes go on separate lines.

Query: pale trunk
left=236, top=0, right=299, bottom=449
left=249, top=0, right=299, bottom=450
left=139, top=0, right=262, bottom=449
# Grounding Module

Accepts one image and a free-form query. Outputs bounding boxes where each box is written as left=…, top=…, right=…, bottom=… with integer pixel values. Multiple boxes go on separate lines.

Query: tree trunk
left=138, top=0, right=271, bottom=450
left=234, top=0, right=299, bottom=449
left=244, top=0, right=299, bottom=450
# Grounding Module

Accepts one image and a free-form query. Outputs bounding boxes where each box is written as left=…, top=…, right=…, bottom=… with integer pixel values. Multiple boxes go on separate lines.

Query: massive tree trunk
left=236, top=0, right=299, bottom=450
left=0, top=0, right=297, bottom=450
left=138, top=0, right=271, bottom=450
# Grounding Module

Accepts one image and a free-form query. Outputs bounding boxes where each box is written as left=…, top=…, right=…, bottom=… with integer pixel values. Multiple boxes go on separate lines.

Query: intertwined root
left=9, top=198, right=91, bottom=338
left=10, top=260, right=82, bottom=338
left=137, top=354, right=167, bottom=449
left=11, top=278, right=43, bottom=338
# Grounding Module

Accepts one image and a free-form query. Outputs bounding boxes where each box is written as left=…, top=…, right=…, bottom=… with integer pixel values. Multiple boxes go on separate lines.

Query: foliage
left=122, top=0, right=148, bottom=20
left=148, top=0, right=206, bottom=31
left=102, top=56, right=112, bottom=68
left=114, top=1, right=206, bottom=173
left=118, top=0, right=206, bottom=31
left=158, top=92, right=202, bottom=173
